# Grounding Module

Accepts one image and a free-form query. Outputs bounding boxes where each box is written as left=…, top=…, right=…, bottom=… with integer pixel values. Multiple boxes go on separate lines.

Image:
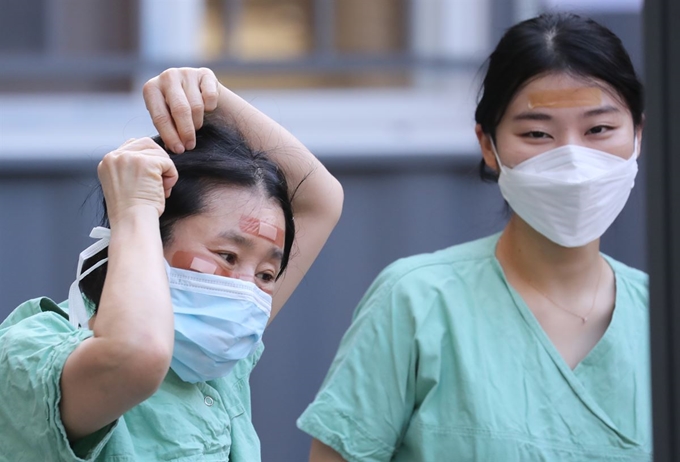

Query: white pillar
left=410, top=0, right=490, bottom=89
left=139, top=0, right=207, bottom=61
left=411, top=0, right=490, bottom=59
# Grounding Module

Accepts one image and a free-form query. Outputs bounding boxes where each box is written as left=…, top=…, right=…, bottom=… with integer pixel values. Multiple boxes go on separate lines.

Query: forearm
left=60, top=137, right=178, bottom=441
left=61, top=206, right=174, bottom=441
left=94, top=206, right=174, bottom=356
left=215, top=86, right=343, bottom=216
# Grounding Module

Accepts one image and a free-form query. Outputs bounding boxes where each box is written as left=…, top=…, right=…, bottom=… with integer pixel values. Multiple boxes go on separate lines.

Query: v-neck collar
left=572, top=255, right=624, bottom=376
left=491, top=253, right=641, bottom=445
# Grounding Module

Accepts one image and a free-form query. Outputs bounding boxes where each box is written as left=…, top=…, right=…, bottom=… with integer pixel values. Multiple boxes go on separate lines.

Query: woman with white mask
left=299, top=12, right=650, bottom=462
left=0, top=68, right=343, bottom=461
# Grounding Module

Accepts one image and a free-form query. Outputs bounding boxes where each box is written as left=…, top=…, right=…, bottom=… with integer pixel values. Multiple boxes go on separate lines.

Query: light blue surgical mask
left=68, top=227, right=272, bottom=384
left=166, top=262, right=271, bottom=383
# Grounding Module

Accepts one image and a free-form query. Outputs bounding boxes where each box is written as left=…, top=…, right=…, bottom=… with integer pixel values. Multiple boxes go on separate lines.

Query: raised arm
left=143, top=67, right=343, bottom=319
left=60, top=138, right=178, bottom=441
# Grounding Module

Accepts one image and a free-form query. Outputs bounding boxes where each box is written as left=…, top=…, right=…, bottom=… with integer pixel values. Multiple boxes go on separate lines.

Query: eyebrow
left=583, top=105, right=621, bottom=117
left=270, top=248, right=284, bottom=262
left=512, top=105, right=622, bottom=122
left=513, top=112, right=552, bottom=122
left=218, top=230, right=284, bottom=262
left=219, top=230, right=254, bottom=249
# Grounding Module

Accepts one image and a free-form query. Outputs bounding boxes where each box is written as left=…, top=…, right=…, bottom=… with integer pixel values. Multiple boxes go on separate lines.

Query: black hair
left=475, top=12, right=644, bottom=181
left=79, top=118, right=296, bottom=310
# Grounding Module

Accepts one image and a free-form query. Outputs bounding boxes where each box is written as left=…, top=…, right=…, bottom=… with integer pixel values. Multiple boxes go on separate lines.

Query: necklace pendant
left=581, top=316, right=588, bottom=324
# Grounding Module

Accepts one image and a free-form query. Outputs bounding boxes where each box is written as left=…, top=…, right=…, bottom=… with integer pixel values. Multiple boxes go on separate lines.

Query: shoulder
left=371, top=234, right=499, bottom=294
left=354, top=234, right=501, bottom=320
left=605, top=256, right=648, bottom=284
left=1, top=296, right=72, bottom=333
left=0, top=297, right=92, bottom=393
left=0, top=299, right=103, bottom=460
left=0, top=297, right=89, bottom=369
left=603, top=255, right=648, bottom=317
left=604, top=255, right=648, bottom=294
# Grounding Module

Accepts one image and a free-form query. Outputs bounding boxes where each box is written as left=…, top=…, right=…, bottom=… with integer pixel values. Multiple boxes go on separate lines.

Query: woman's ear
left=475, top=124, right=499, bottom=172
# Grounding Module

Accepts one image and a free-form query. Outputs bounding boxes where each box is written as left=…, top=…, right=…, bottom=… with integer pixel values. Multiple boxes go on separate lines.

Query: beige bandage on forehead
left=527, top=87, right=602, bottom=109
left=240, top=216, right=285, bottom=248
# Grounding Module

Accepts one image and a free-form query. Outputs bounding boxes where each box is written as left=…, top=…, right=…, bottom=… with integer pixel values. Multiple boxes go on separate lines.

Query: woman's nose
left=233, top=273, right=255, bottom=283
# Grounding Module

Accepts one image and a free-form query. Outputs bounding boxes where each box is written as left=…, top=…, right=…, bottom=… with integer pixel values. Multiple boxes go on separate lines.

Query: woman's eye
left=257, top=272, right=275, bottom=283
left=219, top=253, right=236, bottom=264
left=522, top=131, right=550, bottom=139
left=587, top=125, right=613, bottom=135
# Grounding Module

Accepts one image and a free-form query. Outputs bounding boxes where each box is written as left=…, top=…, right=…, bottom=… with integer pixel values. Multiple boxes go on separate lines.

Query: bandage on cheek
left=527, top=87, right=602, bottom=109
left=171, top=251, right=233, bottom=277
left=239, top=216, right=285, bottom=248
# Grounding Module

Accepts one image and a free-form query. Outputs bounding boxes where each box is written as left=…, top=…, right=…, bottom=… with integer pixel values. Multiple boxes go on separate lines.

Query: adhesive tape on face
left=527, top=87, right=602, bottom=109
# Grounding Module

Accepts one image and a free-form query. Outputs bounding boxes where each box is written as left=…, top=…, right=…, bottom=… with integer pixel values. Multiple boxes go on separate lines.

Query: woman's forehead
left=205, top=187, right=283, bottom=218
left=239, top=215, right=285, bottom=248
left=509, top=73, right=629, bottom=113
left=526, top=87, right=602, bottom=110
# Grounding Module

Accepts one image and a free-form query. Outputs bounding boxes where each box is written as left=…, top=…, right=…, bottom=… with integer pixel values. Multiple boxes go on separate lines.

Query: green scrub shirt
left=297, top=234, right=652, bottom=461
left=0, top=298, right=263, bottom=461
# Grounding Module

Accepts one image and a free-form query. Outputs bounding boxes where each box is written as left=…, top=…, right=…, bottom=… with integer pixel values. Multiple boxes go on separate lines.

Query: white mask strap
left=68, top=227, right=111, bottom=328
left=489, top=137, right=506, bottom=173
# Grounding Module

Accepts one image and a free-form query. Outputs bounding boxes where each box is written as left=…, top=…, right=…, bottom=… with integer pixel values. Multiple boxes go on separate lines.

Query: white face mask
left=492, top=139, right=639, bottom=247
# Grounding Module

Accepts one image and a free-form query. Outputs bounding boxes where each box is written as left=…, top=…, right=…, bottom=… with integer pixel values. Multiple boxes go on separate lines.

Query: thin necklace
left=525, top=258, right=604, bottom=324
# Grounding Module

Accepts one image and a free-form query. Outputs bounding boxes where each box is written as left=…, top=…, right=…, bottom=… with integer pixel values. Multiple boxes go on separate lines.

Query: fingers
left=98, top=138, right=180, bottom=221
left=123, top=137, right=166, bottom=154
left=143, top=83, right=185, bottom=155
left=133, top=138, right=179, bottom=198
left=183, top=76, right=204, bottom=145
left=199, top=68, right=220, bottom=112
left=144, top=68, right=220, bottom=154
left=144, top=70, right=193, bottom=154
left=164, top=84, right=195, bottom=152
left=160, top=157, right=179, bottom=198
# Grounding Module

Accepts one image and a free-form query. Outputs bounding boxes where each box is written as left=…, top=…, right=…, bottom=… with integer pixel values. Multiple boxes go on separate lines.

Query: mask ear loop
left=489, top=137, right=506, bottom=175
left=67, top=227, right=111, bottom=328
left=631, top=134, right=639, bottom=161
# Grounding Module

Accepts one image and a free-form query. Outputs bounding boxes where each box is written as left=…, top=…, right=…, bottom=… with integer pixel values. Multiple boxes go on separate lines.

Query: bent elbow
left=325, top=177, right=345, bottom=225
left=117, top=340, right=173, bottom=398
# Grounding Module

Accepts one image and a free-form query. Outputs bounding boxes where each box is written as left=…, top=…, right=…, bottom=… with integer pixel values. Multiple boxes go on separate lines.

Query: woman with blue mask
left=0, top=67, right=343, bottom=461
left=298, top=13, right=650, bottom=462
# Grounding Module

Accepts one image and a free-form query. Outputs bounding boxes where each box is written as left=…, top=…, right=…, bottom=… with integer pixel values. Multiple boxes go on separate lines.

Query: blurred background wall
left=0, top=0, right=644, bottom=460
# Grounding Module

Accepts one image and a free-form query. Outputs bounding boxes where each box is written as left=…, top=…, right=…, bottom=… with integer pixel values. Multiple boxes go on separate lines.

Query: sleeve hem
left=42, top=329, right=119, bottom=461
left=297, top=402, right=394, bottom=462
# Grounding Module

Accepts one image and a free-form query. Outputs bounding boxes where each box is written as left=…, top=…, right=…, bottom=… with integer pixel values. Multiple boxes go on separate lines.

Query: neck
left=496, top=214, right=603, bottom=289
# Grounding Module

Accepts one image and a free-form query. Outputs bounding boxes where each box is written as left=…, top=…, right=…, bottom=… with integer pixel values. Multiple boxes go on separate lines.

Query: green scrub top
left=297, top=234, right=652, bottom=461
left=0, top=298, right=263, bottom=461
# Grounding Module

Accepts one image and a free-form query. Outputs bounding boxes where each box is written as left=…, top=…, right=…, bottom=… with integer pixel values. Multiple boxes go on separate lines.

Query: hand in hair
left=143, top=67, right=344, bottom=321
left=143, top=67, right=220, bottom=154
left=98, top=137, right=179, bottom=225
